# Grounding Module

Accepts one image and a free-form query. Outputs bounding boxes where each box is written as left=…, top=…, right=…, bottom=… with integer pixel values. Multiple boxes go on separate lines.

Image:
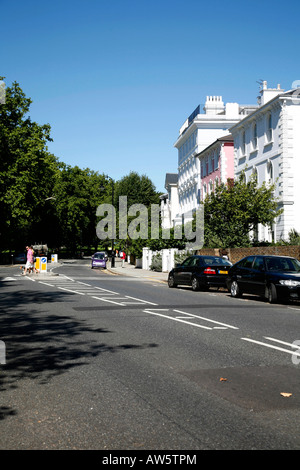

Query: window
left=253, top=256, right=264, bottom=270
left=252, top=123, right=258, bottom=150
left=239, top=256, right=254, bottom=268
left=181, top=257, right=194, bottom=267
left=214, top=154, right=219, bottom=170
left=208, top=155, right=212, bottom=173
left=201, top=160, right=205, bottom=178
left=267, top=161, right=273, bottom=184
left=205, top=156, right=209, bottom=175
left=202, top=256, right=231, bottom=266
left=266, top=113, right=273, bottom=142
left=241, top=130, right=246, bottom=155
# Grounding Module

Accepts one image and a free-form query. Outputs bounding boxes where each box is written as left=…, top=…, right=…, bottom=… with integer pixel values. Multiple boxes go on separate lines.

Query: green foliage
left=288, top=229, right=300, bottom=245
left=111, top=171, right=161, bottom=257
left=203, top=172, right=283, bottom=248
left=149, top=253, right=162, bottom=271
left=115, top=171, right=160, bottom=207
left=0, top=79, right=111, bottom=253
left=0, top=80, right=58, bottom=248
left=53, top=164, right=107, bottom=252
left=174, top=251, right=194, bottom=265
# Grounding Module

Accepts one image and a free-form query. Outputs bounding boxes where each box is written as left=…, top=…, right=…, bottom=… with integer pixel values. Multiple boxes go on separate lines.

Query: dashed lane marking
left=143, top=308, right=238, bottom=331
left=21, top=274, right=158, bottom=307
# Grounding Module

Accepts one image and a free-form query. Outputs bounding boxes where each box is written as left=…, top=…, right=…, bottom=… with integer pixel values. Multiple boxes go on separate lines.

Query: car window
left=291, top=258, right=300, bottom=271
left=240, top=256, right=254, bottom=268
left=253, top=256, right=264, bottom=270
left=202, top=256, right=231, bottom=266
left=181, top=257, right=193, bottom=267
left=94, top=253, right=105, bottom=260
left=265, top=257, right=300, bottom=272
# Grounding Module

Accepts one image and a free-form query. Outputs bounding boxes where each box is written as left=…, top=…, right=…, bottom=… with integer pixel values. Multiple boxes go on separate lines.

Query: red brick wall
left=196, top=246, right=300, bottom=264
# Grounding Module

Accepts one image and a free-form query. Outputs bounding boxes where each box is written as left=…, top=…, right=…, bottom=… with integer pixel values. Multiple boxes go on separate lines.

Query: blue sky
left=1, top=0, right=299, bottom=192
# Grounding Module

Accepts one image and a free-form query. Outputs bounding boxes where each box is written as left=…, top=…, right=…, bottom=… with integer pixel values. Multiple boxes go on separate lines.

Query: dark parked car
left=168, top=255, right=232, bottom=291
left=226, top=255, right=300, bottom=303
left=91, top=252, right=107, bottom=269
left=14, top=253, right=26, bottom=264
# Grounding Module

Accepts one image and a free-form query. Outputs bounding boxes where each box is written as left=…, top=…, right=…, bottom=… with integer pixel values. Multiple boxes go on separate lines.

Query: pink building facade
left=196, top=135, right=234, bottom=201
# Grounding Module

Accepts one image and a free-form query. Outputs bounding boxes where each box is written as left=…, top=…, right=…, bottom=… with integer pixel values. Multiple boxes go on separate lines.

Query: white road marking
left=241, top=337, right=300, bottom=357
left=125, top=295, right=157, bottom=306
left=263, top=337, right=300, bottom=349
left=58, top=287, right=85, bottom=295
left=39, top=281, right=55, bottom=287
left=173, top=310, right=239, bottom=329
left=143, top=309, right=213, bottom=330
left=92, top=296, right=125, bottom=306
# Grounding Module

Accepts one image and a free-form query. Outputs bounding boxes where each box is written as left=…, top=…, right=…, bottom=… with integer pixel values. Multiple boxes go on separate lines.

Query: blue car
left=91, top=252, right=107, bottom=269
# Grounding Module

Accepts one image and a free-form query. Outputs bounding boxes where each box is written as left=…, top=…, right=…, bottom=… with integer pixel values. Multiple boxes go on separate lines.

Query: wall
left=196, top=245, right=300, bottom=265
left=142, top=246, right=300, bottom=272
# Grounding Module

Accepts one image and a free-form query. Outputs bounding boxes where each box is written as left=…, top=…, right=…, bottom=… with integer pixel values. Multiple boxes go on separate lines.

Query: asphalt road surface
left=1, top=261, right=300, bottom=451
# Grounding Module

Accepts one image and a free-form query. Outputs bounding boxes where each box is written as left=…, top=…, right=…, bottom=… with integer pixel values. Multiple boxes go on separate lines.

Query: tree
left=0, top=79, right=58, bottom=249
left=53, top=164, right=107, bottom=253
left=114, top=171, right=160, bottom=207
left=111, top=171, right=161, bottom=256
left=203, top=172, right=283, bottom=248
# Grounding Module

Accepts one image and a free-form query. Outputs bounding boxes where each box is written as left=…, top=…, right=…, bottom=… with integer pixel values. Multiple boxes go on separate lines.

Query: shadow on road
left=0, top=280, right=158, bottom=421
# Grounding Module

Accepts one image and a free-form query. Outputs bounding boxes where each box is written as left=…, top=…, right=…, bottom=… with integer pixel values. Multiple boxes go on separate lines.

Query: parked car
left=168, top=255, right=232, bottom=291
left=91, top=252, right=107, bottom=269
left=226, top=255, right=300, bottom=303
left=14, top=253, right=26, bottom=263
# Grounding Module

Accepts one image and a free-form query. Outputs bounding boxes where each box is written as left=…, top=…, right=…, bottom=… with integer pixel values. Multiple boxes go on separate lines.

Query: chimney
left=204, top=96, right=225, bottom=115
left=259, top=81, right=284, bottom=106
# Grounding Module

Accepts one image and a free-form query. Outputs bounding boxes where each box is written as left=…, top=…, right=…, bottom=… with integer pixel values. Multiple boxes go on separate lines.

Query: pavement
left=105, top=261, right=169, bottom=283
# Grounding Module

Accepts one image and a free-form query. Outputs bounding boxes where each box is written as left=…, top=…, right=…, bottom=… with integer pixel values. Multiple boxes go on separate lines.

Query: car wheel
left=168, top=275, right=177, bottom=288
left=230, top=280, right=242, bottom=298
left=191, top=276, right=200, bottom=291
left=267, top=283, right=277, bottom=303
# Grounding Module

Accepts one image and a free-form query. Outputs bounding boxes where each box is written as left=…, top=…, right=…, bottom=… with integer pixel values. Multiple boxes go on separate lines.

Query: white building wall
left=231, top=84, right=300, bottom=243
left=174, top=97, right=256, bottom=224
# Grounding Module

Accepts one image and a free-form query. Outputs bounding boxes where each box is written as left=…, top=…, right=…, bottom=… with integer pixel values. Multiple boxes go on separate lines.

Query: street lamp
left=100, top=176, right=115, bottom=268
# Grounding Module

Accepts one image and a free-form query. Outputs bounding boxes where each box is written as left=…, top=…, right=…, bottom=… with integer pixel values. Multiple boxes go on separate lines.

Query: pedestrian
left=23, top=245, right=35, bottom=275
left=122, top=251, right=126, bottom=267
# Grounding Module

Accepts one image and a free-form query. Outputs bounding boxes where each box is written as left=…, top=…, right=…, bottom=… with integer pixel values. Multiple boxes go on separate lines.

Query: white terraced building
left=160, top=173, right=179, bottom=230
left=173, top=96, right=257, bottom=226
left=230, top=81, right=300, bottom=242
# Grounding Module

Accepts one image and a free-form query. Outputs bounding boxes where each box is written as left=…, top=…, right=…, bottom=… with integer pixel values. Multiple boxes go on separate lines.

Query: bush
left=149, top=253, right=162, bottom=271
left=174, top=251, right=193, bottom=265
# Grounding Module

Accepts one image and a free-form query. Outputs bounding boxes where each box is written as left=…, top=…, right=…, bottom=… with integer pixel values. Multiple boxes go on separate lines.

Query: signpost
left=41, top=256, right=47, bottom=273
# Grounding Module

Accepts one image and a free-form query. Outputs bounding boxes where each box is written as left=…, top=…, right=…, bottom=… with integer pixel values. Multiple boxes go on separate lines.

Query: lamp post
left=101, top=176, right=115, bottom=268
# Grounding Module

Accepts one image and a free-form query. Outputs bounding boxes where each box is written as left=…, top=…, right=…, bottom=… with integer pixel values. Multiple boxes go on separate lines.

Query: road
left=1, top=261, right=300, bottom=451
